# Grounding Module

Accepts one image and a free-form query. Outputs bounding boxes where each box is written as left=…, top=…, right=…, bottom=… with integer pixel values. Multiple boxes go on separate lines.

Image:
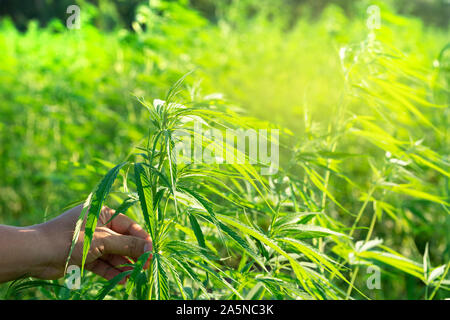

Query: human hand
left=32, top=205, right=152, bottom=283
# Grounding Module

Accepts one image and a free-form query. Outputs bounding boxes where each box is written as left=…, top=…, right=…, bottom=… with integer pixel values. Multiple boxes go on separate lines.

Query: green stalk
left=349, top=186, right=376, bottom=238
left=346, top=266, right=360, bottom=300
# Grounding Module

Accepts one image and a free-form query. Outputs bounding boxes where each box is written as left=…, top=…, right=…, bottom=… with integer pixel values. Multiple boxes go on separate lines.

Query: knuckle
left=96, top=226, right=110, bottom=236
left=99, top=206, right=114, bottom=225
left=129, top=237, right=140, bottom=256
left=94, top=227, right=111, bottom=253
left=91, top=238, right=105, bottom=257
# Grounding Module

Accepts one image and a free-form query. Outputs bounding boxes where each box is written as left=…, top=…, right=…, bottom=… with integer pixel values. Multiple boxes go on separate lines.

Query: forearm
left=0, top=225, right=49, bottom=283
left=0, top=207, right=81, bottom=283
left=0, top=205, right=151, bottom=283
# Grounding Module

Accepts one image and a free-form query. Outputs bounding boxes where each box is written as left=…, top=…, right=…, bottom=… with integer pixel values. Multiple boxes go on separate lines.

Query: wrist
left=22, top=224, right=53, bottom=278
left=31, top=205, right=85, bottom=279
left=1, top=224, right=53, bottom=280
left=27, top=222, right=70, bottom=279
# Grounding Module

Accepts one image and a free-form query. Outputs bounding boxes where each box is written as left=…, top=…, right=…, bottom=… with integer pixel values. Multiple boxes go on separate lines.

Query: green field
left=0, top=0, right=449, bottom=300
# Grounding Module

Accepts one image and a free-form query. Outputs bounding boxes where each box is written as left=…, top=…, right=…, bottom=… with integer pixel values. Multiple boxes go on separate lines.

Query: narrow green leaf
left=81, top=162, right=127, bottom=274
left=135, top=162, right=155, bottom=239
left=189, top=213, right=206, bottom=249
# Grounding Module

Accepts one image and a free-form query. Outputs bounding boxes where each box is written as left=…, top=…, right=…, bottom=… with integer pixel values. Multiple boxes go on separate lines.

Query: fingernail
left=144, top=242, right=152, bottom=252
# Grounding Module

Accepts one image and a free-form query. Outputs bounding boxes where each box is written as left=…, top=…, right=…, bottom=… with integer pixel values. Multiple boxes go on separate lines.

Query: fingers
left=103, top=208, right=151, bottom=242
left=97, top=207, right=152, bottom=272
left=103, top=254, right=133, bottom=272
left=88, top=255, right=136, bottom=284
left=103, top=231, right=152, bottom=260
left=87, top=259, right=124, bottom=283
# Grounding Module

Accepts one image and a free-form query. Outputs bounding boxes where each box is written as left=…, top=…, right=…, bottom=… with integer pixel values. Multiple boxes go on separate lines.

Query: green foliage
left=0, top=0, right=449, bottom=300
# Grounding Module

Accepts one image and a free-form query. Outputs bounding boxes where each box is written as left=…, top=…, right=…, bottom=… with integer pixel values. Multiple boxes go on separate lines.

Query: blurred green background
left=0, top=0, right=449, bottom=299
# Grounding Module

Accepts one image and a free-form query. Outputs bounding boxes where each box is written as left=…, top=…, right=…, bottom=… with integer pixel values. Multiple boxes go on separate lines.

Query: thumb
left=103, top=232, right=152, bottom=259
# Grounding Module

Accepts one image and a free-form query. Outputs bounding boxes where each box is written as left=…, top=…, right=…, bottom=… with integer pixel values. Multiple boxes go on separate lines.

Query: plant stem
left=346, top=266, right=360, bottom=299
left=349, top=186, right=376, bottom=238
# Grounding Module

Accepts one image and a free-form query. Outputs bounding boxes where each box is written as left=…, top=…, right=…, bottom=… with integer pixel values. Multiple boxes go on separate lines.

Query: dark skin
left=0, top=205, right=152, bottom=284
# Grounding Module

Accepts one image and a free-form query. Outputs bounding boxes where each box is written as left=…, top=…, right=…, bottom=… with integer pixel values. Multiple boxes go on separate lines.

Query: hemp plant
left=66, top=75, right=354, bottom=300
